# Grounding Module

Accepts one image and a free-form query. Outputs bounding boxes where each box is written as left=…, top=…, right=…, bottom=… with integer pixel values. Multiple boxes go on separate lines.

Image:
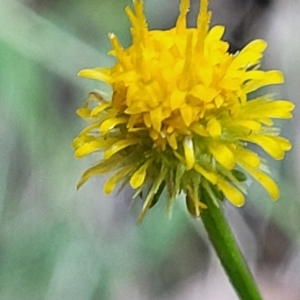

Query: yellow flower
left=74, top=0, right=294, bottom=223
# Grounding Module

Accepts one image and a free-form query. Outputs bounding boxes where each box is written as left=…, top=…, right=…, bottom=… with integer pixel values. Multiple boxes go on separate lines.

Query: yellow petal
left=77, top=156, right=121, bottom=189
left=217, top=180, right=245, bottom=207
left=183, top=137, right=195, bottom=170
left=134, top=0, right=149, bottom=43
left=215, top=95, right=224, bottom=108
left=150, top=106, right=163, bottom=132
left=234, top=148, right=260, bottom=168
left=127, top=114, right=142, bottom=129
left=190, top=84, right=217, bottom=102
left=167, top=126, right=174, bottom=134
left=73, top=135, right=95, bottom=149
left=100, top=117, right=128, bottom=134
left=104, top=165, right=135, bottom=194
left=109, top=33, right=131, bottom=70
left=167, top=132, right=178, bottom=149
left=180, top=105, right=194, bottom=127
left=241, top=97, right=294, bottom=119
left=207, top=118, right=222, bottom=137
left=91, top=103, right=112, bottom=117
left=234, top=120, right=262, bottom=131
left=242, top=39, right=267, bottom=53
left=243, top=70, right=284, bottom=94
left=243, top=70, right=265, bottom=81
left=190, top=123, right=209, bottom=136
left=170, top=90, right=186, bottom=110
left=125, top=96, right=150, bottom=114
left=76, top=123, right=99, bottom=138
left=197, top=64, right=213, bottom=87
left=149, top=128, right=159, bottom=141
left=143, top=112, right=151, bottom=128
left=104, top=139, right=139, bottom=160
left=229, top=40, right=266, bottom=70
left=218, top=78, right=241, bottom=91
left=176, top=0, right=190, bottom=34
left=209, top=144, right=235, bottom=170
left=206, top=25, right=225, bottom=43
left=193, top=163, right=218, bottom=184
left=137, top=168, right=166, bottom=224
left=75, top=140, right=115, bottom=158
left=130, top=160, right=152, bottom=189
left=195, top=0, right=210, bottom=54
left=231, top=49, right=262, bottom=69
left=238, top=159, right=279, bottom=200
left=246, top=135, right=287, bottom=160
left=76, top=107, right=91, bottom=119
left=262, top=100, right=295, bottom=119
left=78, top=68, right=111, bottom=83
left=275, top=136, right=292, bottom=151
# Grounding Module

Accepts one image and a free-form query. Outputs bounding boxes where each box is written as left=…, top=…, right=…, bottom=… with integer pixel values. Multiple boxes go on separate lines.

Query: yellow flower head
left=74, top=0, right=294, bottom=223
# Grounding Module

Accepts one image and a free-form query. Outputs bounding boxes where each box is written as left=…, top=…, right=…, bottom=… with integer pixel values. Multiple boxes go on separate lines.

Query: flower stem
left=201, top=193, right=263, bottom=300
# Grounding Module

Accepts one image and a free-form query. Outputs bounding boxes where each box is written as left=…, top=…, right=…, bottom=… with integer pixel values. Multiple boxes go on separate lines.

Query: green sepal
left=149, top=181, right=165, bottom=208
left=186, top=194, right=198, bottom=216
left=231, top=169, right=247, bottom=182
left=209, top=184, right=225, bottom=201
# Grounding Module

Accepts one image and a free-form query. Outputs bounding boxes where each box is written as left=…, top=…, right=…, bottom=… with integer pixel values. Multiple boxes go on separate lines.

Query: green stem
left=201, top=194, right=263, bottom=300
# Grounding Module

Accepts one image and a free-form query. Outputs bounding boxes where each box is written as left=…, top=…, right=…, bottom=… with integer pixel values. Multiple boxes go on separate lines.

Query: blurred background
left=1, top=0, right=300, bottom=299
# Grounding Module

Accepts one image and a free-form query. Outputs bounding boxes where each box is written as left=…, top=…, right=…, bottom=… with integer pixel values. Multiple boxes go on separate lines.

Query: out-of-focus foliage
left=1, top=0, right=300, bottom=299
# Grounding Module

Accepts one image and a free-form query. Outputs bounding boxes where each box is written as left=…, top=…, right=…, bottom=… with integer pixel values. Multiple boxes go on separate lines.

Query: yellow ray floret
left=74, top=0, right=294, bottom=222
